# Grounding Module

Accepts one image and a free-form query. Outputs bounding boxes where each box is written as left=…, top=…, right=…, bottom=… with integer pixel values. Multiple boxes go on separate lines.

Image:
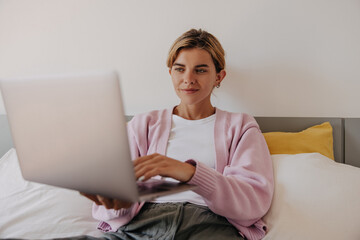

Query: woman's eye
left=196, top=69, right=207, bottom=73
left=175, top=68, right=184, bottom=72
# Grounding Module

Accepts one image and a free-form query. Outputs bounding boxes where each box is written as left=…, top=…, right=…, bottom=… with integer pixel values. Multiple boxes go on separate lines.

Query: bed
left=1, top=114, right=360, bottom=239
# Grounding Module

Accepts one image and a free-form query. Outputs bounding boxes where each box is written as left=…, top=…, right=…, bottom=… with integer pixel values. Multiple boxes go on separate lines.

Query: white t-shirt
left=152, top=114, right=216, bottom=206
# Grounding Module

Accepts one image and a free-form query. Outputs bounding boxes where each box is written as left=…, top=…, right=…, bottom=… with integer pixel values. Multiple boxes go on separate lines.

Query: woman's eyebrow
left=172, top=63, right=209, bottom=68
left=173, top=63, right=185, bottom=67
left=195, top=64, right=209, bottom=68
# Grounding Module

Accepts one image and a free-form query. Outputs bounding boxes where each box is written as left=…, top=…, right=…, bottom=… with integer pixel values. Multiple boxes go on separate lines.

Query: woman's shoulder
left=215, top=108, right=259, bottom=129
left=216, top=108, right=257, bottom=122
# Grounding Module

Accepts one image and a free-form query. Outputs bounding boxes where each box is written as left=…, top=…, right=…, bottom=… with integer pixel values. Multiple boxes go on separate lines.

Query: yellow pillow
left=262, top=122, right=334, bottom=160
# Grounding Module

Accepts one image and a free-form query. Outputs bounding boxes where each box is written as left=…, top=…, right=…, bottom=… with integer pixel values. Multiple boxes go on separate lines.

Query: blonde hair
left=166, top=29, right=225, bottom=73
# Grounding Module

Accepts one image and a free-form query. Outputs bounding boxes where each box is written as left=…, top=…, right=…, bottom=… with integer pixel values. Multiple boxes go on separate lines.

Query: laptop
left=0, top=71, right=196, bottom=202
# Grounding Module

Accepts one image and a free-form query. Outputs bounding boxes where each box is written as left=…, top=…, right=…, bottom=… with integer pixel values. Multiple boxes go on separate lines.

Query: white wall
left=0, top=0, right=359, bottom=117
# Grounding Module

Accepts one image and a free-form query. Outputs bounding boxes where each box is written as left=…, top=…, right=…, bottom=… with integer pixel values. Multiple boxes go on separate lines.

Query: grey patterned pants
left=54, top=202, right=244, bottom=240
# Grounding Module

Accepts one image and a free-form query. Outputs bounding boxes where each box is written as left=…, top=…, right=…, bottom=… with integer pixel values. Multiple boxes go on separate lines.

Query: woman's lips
left=181, top=88, right=199, bottom=94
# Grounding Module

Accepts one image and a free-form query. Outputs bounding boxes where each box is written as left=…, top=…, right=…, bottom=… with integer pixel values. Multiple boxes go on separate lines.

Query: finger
left=133, top=154, right=153, bottom=166
left=97, top=195, right=114, bottom=209
left=137, top=176, right=146, bottom=182
left=138, top=166, right=170, bottom=182
left=134, top=159, right=164, bottom=179
left=135, top=161, right=166, bottom=180
left=134, top=154, right=165, bottom=174
left=134, top=163, right=153, bottom=180
left=113, top=200, right=121, bottom=210
left=80, top=192, right=102, bottom=205
left=133, top=153, right=159, bottom=166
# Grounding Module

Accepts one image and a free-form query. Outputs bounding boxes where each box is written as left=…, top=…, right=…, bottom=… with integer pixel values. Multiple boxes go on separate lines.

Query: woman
left=83, top=29, right=274, bottom=240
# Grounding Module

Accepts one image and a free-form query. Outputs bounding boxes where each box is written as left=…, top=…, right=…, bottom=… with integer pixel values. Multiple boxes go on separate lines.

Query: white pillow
left=263, top=153, right=360, bottom=240
left=0, top=148, right=103, bottom=238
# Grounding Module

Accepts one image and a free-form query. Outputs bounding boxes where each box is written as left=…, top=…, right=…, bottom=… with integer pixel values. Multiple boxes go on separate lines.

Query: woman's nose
left=184, top=71, right=195, bottom=85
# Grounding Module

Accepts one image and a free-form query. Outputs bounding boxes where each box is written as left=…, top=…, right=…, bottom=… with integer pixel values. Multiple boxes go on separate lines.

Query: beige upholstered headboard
left=0, top=115, right=12, bottom=158
left=344, top=118, right=360, bottom=167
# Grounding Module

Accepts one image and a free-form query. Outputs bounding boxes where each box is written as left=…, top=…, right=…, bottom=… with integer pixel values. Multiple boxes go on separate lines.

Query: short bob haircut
left=166, top=29, right=225, bottom=73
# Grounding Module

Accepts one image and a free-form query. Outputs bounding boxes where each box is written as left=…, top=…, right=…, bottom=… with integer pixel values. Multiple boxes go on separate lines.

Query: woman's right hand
left=80, top=192, right=132, bottom=210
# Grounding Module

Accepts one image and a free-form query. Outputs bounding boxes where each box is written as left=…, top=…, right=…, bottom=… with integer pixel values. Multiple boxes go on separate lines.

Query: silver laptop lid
left=0, top=71, right=139, bottom=202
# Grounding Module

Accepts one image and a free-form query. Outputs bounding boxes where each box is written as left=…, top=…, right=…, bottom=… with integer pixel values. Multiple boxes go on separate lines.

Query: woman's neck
left=173, top=103, right=215, bottom=120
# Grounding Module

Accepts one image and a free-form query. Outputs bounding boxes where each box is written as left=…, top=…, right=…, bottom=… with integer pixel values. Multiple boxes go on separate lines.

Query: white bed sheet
left=0, top=148, right=102, bottom=239
left=1, top=149, right=360, bottom=239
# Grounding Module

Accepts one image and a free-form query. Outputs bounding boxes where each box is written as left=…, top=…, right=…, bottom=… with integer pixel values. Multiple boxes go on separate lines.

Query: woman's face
left=169, top=48, right=226, bottom=107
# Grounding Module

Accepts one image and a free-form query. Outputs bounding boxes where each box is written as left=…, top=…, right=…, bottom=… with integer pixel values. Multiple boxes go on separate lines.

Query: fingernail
left=138, top=176, right=145, bottom=182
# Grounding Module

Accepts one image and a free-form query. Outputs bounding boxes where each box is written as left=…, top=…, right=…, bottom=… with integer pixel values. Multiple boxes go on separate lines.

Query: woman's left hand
left=133, top=153, right=195, bottom=182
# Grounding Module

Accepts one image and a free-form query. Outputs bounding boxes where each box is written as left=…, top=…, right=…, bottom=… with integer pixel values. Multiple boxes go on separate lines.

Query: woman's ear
left=215, top=70, right=226, bottom=86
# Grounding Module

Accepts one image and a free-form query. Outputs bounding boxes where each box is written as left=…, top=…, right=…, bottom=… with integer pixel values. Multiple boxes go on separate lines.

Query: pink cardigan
left=92, top=108, right=274, bottom=240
